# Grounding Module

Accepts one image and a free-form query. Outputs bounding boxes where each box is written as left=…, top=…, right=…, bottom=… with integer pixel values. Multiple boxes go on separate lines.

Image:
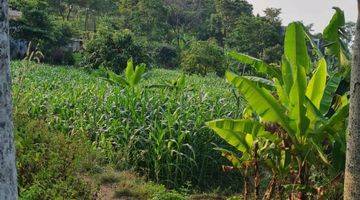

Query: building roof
left=9, top=9, right=22, bottom=21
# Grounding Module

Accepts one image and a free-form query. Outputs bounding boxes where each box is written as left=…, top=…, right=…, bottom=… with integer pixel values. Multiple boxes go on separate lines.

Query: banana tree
left=105, top=58, right=146, bottom=88
left=323, top=7, right=351, bottom=72
left=207, top=119, right=288, bottom=199
left=207, top=22, right=349, bottom=199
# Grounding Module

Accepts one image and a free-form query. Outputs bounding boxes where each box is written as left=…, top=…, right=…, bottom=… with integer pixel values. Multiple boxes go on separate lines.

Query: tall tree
left=344, top=0, right=360, bottom=199
left=0, top=0, right=18, bottom=199
left=226, top=14, right=283, bottom=60
left=164, top=0, right=214, bottom=45
left=210, top=0, right=253, bottom=46
left=119, top=0, right=168, bottom=41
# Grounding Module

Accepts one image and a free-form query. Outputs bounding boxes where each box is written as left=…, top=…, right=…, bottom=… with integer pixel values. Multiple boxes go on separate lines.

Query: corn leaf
left=130, top=63, right=146, bottom=86
left=125, top=58, right=134, bottom=82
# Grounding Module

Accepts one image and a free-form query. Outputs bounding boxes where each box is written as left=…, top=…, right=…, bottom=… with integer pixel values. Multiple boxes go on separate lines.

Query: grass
left=93, top=168, right=186, bottom=200
left=12, top=60, right=245, bottom=195
left=15, top=114, right=98, bottom=199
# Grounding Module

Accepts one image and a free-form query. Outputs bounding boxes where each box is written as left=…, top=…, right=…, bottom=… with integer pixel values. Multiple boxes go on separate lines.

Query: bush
left=225, top=15, right=283, bottom=59
left=10, top=0, right=76, bottom=65
left=40, top=22, right=76, bottom=65
left=81, top=29, right=149, bottom=73
left=47, top=47, right=75, bottom=65
left=15, top=114, right=97, bottom=199
left=154, top=43, right=180, bottom=69
left=181, top=40, right=225, bottom=76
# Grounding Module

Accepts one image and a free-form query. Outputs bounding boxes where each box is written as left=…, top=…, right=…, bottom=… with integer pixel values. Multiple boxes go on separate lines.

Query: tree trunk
left=344, top=1, right=360, bottom=199
left=66, top=5, right=73, bottom=21
left=85, top=8, right=89, bottom=32
left=0, top=0, right=18, bottom=199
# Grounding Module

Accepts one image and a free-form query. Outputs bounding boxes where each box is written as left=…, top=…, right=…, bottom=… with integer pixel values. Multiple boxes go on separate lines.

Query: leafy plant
left=154, top=43, right=180, bottom=69
left=15, top=114, right=97, bottom=199
left=147, top=74, right=188, bottom=93
left=207, top=22, right=349, bottom=199
left=105, top=58, right=146, bottom=88
left=323, top=7, right=351, bottom=70
left=81, top=29, right=149, bottom=73
left=181, top=40, right=226, bottom=76
left=11, top=60, right=242, bottom=190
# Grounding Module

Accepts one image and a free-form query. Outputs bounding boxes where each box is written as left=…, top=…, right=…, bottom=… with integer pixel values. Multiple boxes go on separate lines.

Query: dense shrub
left=15, top=114, right=97, bottom=199
left=81, top=29, right=150, bottom=73
left=10, top=0, right=76, bottom=65
left=226, top=15, right=283, bottom=59
left=260, top=44, right=283, bottom=63
left=154, top=43, right=180, bottom=69
left=10, top=0, right=53, bottom=42
left=47, top=47, right=75, bottom=65
left=181, top=40, right=225, bottom=76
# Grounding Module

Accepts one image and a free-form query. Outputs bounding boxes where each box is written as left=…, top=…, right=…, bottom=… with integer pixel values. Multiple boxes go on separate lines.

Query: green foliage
left=323, top=7, right=350, bottom=68
left=12, top=61, right=243, bottom=190
left=148, top=74, right=188, bottom=94
left=119, top=0, right=169, bottom=41
left=181, top=40, right=225, bottom=76
left=10, top=0, right=286, bottom=68
left=10, top=0, right=76, bottom=65
left=228, top=51, right=281, bottom=79
left=210, top=0, right=253, bottom=46
left=226, top=14, right=283, bottom=60
left=105, top=58, right=146, bottom=88
left=81, top=30, right=149, bottom=73
left=154, top=43, right=180, bottom=69
left=15, top=114, right=97, bottom=199
left=165, top=0, right=215, bottom=42
left=207, top=22, right=348, bottom=198
left=10, top=0, right=52, bottom=42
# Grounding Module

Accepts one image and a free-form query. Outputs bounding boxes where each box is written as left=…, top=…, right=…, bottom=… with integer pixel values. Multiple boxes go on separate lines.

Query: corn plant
left=23, top=42, right=44, bottom=63
left=207, top=22, right=349, bottom=199
left=11, top=61, right=241, bottom=190
left=147, top=74, right=189, bottom=93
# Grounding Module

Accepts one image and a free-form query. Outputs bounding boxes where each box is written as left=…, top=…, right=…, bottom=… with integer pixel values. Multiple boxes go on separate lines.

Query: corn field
left=12, top=61, right=244, bottom=190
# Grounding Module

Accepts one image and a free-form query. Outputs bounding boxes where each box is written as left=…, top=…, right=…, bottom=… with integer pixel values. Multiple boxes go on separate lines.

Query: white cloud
left=247, top=0, right=357, bottom=32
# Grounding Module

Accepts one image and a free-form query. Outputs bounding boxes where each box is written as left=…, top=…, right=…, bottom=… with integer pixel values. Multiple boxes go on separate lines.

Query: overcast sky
left=247, top=0, right=357, bottom=32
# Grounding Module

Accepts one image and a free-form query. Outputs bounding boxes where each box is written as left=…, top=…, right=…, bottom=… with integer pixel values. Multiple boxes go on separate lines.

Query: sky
left=247, top=0, right=357, bottom=32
